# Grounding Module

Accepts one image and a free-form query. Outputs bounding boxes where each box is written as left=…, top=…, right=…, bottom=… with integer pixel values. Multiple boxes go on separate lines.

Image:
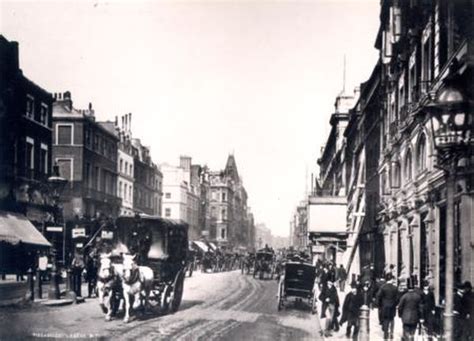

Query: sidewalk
left=320, top=287, right=403, bottom=340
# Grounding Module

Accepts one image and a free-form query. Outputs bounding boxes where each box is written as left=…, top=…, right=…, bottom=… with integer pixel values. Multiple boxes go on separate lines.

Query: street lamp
left=47, top=163, right=68, bottom=299
left=426, top=73, right=472, bottom=341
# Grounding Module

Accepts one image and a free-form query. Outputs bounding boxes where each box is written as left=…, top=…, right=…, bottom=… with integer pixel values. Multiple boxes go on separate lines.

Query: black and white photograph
left=0, top=0, right=473, bottom=340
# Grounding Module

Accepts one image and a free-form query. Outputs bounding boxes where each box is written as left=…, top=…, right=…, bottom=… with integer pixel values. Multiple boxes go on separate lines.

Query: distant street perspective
left=1, top=0, right=474, bottom=340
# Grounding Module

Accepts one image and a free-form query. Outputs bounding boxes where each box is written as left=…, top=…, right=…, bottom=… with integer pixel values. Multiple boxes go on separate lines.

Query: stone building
left=161, top=156, right=200, bottom=239
left=375, top=0, right=473, bottom=301
left=115, top=114, right=134, bottom=216
left=52, top=92, right=121, bottom=261
left=0, top=36, right=54, bottom=270
left=131, top=138, right=162, bottom=216
left=208, top=155, right=251, bottom=248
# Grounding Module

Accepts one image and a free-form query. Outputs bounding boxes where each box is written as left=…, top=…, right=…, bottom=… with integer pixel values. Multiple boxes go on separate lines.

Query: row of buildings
left=292, top=0, right=473, bottom=306
left=0, top=35, right=256, bottom=271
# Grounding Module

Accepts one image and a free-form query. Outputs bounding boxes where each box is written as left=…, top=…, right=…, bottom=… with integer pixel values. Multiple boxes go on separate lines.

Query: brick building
left=52, top=92, right=121, bottom=256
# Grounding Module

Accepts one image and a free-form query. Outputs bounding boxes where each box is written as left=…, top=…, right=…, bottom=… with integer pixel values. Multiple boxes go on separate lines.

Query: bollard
left=48, top=266, right=61, bottom=300
left=27, top=268, right=34, bottom=301
left=359, top=304, right=370, bottom=340
left=35, top=269, right=42, bottom=299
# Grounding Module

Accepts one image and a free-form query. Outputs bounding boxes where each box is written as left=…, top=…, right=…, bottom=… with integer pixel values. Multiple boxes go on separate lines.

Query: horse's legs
left=123, top=292, right=130, bottom=323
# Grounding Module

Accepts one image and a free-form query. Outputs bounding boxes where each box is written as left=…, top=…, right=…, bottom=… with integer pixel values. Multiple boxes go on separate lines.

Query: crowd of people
left=314, top=260, right=474, bottom=340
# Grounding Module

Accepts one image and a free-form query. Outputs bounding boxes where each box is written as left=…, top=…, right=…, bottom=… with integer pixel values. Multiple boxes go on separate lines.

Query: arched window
left=417, top=134, right=427, bottom=172
left=405, top=150, right=413, bottom=182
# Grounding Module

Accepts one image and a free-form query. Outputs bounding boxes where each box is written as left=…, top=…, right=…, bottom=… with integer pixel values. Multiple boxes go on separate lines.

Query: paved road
left=0, top=271, right=323, bottom=340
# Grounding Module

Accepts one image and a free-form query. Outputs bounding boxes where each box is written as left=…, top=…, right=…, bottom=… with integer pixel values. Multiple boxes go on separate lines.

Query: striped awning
left=0, top=210, right=51, bottom=247
left=192, top=241, right=209, bottom=253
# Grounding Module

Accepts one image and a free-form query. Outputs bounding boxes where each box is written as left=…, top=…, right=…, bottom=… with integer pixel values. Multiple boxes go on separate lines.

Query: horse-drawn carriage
left=253, top=250, right=274, bottom=280
left=95, top=215, right=188, bottom=322
left=277, top=261, right=318, bottom=313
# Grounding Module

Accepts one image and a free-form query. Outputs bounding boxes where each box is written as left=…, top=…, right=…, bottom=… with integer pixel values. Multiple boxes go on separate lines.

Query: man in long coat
left=398, top=280, right=423, bottom=340
left=340, top=283, right=363, bottom=339
left=376, top=275, right=399, bottom=339
left=319, top=280, right=339, bottom=337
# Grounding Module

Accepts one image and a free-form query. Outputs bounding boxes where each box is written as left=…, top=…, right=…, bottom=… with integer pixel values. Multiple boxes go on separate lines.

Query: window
left=119, top=181, right=123, bottom=198
left=85, top=129, right=91, bottom=148
left=221, top=208, right=226, bottom=220
left=57, top=125, right=73, bottom=145
left=26, top=137, right=34, bottom=171
left=39, top=143, right=48, bottom=174
left=408, top=50, right=417, bottom=103
left=120, top=159, right=123, bottom=173
left=40, top=103, right=48, bottom=126
left=417, top=135, right=427, bottom=172
left=85, top=163, right=91, bottom=187
left=221, top=228, right=226, bottom=239
left=165, top=192, right=171, bottom=199
left=124, top=161, right=128, bottom=175
left=129, top=164, right=133, bottom=177
left=165, top=208, right=171, bottom=217
left=222, top=192, right=226, bottom=202
left=57, top=159, right=72, bottom=181
left=95, top=166, right=100, bottom=190
left=390, top=161, right=401, bottom=188
left=124, top=184, right=128, bottom=202
left=405, top=150, right=413, bottom=182
left=26, top=95, right=35, bottom=119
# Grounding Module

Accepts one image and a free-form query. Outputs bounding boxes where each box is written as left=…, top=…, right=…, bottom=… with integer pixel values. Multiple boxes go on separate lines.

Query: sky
left=1, top=0, right=380, bottom=237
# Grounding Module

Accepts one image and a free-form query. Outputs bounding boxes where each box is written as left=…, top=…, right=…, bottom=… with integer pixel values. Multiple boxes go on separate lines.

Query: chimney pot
left=63, top=91, right=71, bottom=100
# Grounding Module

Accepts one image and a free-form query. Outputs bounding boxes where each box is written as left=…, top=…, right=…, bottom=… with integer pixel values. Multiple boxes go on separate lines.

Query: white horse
left=97, top=253, right=123, bottom=321
left=121, top=254, right=154, bottom=323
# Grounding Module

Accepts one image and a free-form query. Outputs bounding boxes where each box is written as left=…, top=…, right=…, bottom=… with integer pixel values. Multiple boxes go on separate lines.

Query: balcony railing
left=82, top=187, right=121, bottom=205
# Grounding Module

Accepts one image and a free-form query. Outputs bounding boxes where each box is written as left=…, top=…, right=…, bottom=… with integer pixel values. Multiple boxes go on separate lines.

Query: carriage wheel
left=160, top=285, right=172, bottom=314
left=171, top=273, right=185, bottom=313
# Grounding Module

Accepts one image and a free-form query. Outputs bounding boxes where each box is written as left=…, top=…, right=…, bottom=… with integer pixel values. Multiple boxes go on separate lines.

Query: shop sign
left=46, top=226, right=63, bottom=232
left=101, top=231, right=114, bottom=239
left=72, top=228, right=86, bottom=238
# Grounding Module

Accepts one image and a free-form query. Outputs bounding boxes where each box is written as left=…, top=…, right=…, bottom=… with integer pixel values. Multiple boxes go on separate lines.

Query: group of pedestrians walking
left=314, top=261, right=474, bottom=340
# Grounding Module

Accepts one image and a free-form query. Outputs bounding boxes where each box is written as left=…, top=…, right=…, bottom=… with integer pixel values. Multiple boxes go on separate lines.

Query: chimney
left=180, top=156, right=192, bottom=171
left=124, top=114, right=128, bottom=132
left=121, top=115, right=125, bottom=130
left=88, top=102, right=94, bottom=117
left=128, top=113, right=132, bottom=133
left=61, top=91, right=72, bottom=111
left=115, top=115, right=118, bottom=127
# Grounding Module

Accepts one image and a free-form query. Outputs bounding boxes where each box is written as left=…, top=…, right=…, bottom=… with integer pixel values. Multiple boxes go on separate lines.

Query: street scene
left=1, top=0, right=473, bottom=340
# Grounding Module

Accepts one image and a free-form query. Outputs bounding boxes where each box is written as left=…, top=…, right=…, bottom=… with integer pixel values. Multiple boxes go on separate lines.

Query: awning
left=208, top=242, right=217, bottom=251
left=0, top=210, right=52, bottom=247
left=192, top=241, right=209, bottom=253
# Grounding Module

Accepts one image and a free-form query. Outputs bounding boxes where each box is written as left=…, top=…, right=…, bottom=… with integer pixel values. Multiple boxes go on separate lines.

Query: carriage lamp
left=425, top=74, right=472, bottom=341
left=47, top=163, right=68, bottom=299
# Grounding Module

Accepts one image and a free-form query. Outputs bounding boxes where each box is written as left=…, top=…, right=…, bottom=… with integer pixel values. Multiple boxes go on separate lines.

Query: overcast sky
left=1, top=0, right=380, bottom=237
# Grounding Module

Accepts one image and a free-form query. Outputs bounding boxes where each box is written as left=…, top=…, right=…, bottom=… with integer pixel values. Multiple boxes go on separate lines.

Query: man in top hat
left=453, top=282, right=467, bottom=339
left=340, top=283, right=363, bottom=339
left=398, top=278, right=423, bottom=340
left=376, top=274, right=399, bottom=339
left=420, top=281, right=436, bottom=340
left=319, top=279, right=339, bottom=337
left=461, top=281, right=474, bottom=340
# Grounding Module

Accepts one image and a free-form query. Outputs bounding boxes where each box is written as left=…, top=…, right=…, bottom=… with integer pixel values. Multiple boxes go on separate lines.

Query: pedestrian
left=461, top=281, right=474, bottom=340
left=336, top=264, right=347, bottom=292
left=376, top=275, right=399, bottom=339
left=361, top=280, right=373, bottom=308
left=398, top=279, right=423, bottom=341
left=453, top=283, right=466, bottom=339
left=339, top=283, right=363, bottom=339
left=71, top=248, right=85, bottom=297
left=420, top=282, right=436, bottom=340
left=85, top=255, right=98, bottom=298
left=320, top=280, right=339, bottom=337
left=38, top=251, right=48, bottom=281
left=375, top=277, right=386, bottom=326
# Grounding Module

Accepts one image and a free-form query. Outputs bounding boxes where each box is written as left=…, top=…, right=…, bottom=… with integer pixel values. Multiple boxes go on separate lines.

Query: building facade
left=0, top=36, right=56, bottom=267
left=311, top=0, right=474, bottom=307
left=131, top=138, right=161, bottom=216
left=115, top=114, right=134, bottom=216
left=375, top=0, right=473, bottom=302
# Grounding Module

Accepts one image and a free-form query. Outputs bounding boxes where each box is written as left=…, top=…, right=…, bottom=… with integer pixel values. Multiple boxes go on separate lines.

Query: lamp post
left=47, top=164, right=68, bottom=299
left=426, top=74, right=472, bottom=341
